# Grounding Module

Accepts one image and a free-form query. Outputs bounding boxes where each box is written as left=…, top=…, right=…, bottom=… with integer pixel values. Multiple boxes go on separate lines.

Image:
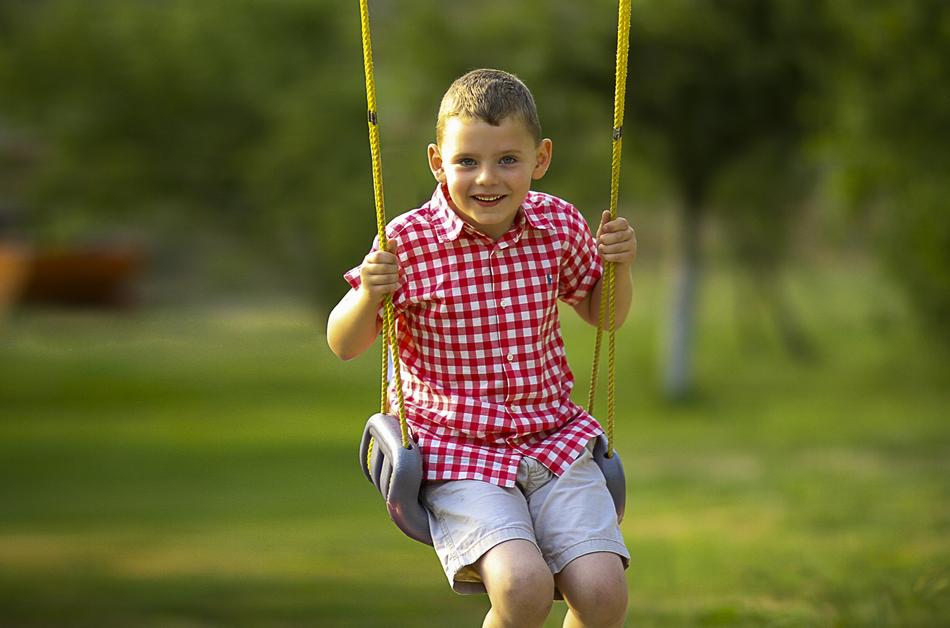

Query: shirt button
left=506, top=353, right=514, bottom=362
left=500, top=298, right=509, bottom=308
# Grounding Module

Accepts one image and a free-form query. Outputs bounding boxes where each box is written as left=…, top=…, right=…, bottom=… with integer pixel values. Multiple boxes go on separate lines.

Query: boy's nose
left=475, top=166, right=498, bottom=186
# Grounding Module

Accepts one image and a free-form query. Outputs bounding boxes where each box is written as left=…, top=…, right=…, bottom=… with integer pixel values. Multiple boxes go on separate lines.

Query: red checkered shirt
left=345, top=184, right=604, bottom=487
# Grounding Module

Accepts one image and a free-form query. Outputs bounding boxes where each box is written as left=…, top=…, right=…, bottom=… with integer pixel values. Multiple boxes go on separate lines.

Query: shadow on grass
left=0, top=570, right=489, bottom=628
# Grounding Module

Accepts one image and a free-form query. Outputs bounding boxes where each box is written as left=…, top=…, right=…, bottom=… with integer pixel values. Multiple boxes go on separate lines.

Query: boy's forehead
left=440, top=114, right=537, bottom=148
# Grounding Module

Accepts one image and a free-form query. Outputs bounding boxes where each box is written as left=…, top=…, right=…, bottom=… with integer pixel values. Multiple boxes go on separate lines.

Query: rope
left=587, top=0, right=632, bottom=458
left=358, top=0, right=409, bottom=450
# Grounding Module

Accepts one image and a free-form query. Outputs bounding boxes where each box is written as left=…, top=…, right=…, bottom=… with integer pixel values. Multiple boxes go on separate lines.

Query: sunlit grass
left=1, top=267, right=947, bottom=627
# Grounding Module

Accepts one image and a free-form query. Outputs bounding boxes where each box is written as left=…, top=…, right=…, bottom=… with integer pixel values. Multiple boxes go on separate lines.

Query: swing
left=355, top=0, right=633, bottom=547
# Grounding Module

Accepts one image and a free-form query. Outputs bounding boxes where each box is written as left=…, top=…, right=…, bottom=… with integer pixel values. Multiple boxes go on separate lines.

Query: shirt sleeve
left=557, top=205, right=603, bottom=305
left=343, top=235, right=407, bottom=319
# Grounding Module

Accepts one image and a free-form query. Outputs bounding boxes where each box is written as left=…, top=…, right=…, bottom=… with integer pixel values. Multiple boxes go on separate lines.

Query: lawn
left=0, top=266, right=947, bottom=627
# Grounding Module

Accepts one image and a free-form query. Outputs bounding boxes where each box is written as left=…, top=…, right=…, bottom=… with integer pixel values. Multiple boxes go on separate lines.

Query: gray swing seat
left=591, top=432, right=626, bottom=523
left=359, top=413, right=432, bottom=545
left=359, top=412, right=626, bottom=547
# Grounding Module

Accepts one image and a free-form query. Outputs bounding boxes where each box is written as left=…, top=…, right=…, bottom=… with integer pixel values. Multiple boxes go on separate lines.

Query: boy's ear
left=532, top=138, right=553, bottom=180
left=427, top=143, right=445, bottom=183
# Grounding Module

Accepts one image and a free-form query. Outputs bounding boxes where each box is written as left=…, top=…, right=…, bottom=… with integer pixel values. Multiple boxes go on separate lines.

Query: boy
left=328, top=69, right=637, bottom=628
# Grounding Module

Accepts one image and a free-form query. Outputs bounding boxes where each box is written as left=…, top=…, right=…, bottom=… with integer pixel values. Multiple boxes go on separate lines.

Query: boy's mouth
left=472, top=194, right=506, bottom=206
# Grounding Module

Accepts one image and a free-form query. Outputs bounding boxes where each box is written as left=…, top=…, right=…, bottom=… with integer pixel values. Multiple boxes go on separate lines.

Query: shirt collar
left=429, top=184, right=552, bottom=243
left=430, top=184, right=465, bottom=242
left=520, top=192, right=553, bottom=232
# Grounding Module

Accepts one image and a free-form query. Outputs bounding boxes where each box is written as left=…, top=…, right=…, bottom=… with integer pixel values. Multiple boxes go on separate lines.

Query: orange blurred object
left=20, top=246, right=144, bottom=308
left=0, top=243, right=31, bottom=317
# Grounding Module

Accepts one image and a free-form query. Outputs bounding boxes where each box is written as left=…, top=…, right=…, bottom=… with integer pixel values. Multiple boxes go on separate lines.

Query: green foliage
left=0, top=0, right=369, bottom=295
left=630, top=0, right=828, bottom=214
left=628, top=0, right=834, bottom=392
left=822, top=0, right=950, bottom=346
left=0, top=0, right=636, bottom=301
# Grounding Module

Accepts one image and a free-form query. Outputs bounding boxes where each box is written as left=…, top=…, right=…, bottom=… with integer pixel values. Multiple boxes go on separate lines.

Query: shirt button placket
left=494, top=245, right=514, bottom=377
left=500, top=297, right=512, bottom=364
left=484, top=245, right=501, bottom=400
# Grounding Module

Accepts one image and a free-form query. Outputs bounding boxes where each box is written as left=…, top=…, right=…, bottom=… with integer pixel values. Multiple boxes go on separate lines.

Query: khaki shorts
left=422, top=441, right=630, bottom=594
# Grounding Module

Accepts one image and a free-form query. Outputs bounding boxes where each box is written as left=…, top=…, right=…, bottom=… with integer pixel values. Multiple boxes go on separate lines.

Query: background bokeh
left=0, top=1, right=947, bottom=626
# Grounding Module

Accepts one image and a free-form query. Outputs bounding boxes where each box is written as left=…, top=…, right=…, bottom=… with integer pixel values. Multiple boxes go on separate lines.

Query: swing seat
left=358, top=412, right=625, bottom=547
left=591, top=433, right=626, bottom=523
left=359, top=412, right=433, bottom=545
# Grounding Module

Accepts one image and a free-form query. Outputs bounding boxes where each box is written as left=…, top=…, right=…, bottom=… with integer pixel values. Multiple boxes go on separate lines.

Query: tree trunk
left=759, top=270, right=816, bottom=361
left=664, top=204, right=702, bottom=400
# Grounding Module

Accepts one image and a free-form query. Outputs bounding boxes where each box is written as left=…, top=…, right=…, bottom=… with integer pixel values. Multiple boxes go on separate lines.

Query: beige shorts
left=422, top=441, right=630, bottom=594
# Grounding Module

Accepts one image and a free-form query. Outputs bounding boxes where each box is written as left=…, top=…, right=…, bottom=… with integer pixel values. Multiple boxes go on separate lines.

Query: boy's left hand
left=596, top=210, right=637, bottom=266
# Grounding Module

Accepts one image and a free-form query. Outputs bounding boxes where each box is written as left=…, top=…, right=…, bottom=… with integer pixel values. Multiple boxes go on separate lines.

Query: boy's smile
left=428, top=116, right=553, bottom=240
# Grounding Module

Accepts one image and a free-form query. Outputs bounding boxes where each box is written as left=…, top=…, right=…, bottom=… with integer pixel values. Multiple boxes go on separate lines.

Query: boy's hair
left=436, top=69, right=542, bottom=145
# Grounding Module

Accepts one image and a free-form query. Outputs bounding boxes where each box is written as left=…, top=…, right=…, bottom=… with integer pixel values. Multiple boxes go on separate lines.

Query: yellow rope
left=587, top=0, right=632, bottom=458
left=358, top=0, right=409, bottom=450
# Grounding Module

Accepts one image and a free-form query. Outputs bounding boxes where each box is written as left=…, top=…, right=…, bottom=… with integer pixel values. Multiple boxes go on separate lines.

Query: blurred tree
left=629, top=0, right=827, bottom=398
left=0, top=0, right=632, bottom=303
left=0, top=0, right=367, bottom=298
left=823, top=0, right=950, bottom=348
left=712, top=140, right=817, bottom=360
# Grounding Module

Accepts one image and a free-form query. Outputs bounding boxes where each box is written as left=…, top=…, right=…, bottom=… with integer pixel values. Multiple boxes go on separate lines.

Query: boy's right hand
left=358, top=240, right=400, bottom=301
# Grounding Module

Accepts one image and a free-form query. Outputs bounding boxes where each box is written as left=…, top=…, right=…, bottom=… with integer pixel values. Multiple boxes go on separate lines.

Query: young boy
left=328, top=69, right=637, bottom=628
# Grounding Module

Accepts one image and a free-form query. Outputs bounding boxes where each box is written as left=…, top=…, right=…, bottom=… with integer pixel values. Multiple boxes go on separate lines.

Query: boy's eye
left=458, top=158, right=476, bottom=167
left=500, top=156, right=518, bottom=165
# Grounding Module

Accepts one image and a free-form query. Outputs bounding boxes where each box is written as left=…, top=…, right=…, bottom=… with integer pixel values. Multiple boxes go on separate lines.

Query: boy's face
left=428, top=115, right=552, bottom=240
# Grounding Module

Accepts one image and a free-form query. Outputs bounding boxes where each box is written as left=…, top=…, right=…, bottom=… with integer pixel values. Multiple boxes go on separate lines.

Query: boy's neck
left=447, top=202, right=521, bottom=241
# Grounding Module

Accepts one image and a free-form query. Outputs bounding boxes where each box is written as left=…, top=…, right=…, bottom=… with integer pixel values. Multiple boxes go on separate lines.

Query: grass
left=0, top=266, right=947, bottom=627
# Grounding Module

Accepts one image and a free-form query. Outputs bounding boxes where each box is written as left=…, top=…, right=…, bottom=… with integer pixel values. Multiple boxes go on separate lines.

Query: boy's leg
left=476, top=539, right=555, bottom=628
left=423, top=478, right=555, bottom=627
left=525, top=444, right=630, bottom=628
left=556, top=552, right=628, bottom=628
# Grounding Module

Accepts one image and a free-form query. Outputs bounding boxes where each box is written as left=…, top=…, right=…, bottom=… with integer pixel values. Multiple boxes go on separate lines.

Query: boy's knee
left=489, top=561, right=554, bottom=614
left=479, top=542, right=554, bottom=621
left=558, top=555, right=628, bottom=627
left=568, top=578, right=628, bottom=626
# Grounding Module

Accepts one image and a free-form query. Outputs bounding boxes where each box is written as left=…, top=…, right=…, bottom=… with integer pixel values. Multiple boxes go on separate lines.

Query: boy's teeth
left=475, top=195, right=503, bottom=201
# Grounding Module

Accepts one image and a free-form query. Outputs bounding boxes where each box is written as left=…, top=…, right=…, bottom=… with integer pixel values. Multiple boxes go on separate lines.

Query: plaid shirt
left=345, top=184, right=604, bottom=487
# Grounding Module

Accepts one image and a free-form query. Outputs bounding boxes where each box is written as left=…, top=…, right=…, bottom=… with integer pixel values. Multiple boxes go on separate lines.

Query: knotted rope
left=586, top=0, right=632, bottom=458
left=358, top=0, right=409, bottom=450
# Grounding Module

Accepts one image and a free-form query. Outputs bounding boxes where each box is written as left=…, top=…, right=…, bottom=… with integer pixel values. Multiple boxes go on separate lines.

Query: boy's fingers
left=364, top=264, right=398, bottom=278
left=601, top=227, right=636, bottom=244
left=366, top=249, right=398, bottom=265
left=600, top=240, right=635, bottom=254
left=596, top=210, right=611, bottom=238
left=602, top=217, right=631, bottom=233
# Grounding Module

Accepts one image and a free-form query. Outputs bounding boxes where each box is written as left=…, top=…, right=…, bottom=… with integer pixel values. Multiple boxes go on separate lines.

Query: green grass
left=1, top=267, right=947, bottom=627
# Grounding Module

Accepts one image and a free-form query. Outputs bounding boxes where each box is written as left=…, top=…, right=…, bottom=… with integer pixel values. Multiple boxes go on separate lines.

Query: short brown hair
left=436, top=69, right=542, bottom=145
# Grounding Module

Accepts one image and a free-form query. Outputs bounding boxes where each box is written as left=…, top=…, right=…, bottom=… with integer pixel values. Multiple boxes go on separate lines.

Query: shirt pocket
left=528, top=254, right=561, bottom=343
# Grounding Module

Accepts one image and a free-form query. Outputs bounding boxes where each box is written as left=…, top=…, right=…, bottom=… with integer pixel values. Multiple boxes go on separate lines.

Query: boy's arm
left=574, top=263, right=633, bottom=329
left=327, top=242, right=399, bottom=361
left=573, top=211, right=637, bottom=330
